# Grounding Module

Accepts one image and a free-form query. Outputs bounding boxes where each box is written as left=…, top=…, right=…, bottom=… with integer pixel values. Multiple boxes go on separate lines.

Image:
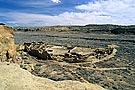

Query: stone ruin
left=20, top=42, right=118, bottom=63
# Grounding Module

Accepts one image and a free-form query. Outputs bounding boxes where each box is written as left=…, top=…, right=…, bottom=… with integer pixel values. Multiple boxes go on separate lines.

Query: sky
left=0, top=0, right=135, bottom=26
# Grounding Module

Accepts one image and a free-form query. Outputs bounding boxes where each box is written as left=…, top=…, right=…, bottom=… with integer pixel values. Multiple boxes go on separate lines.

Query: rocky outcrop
left=0, top=24, right=16, bottom=62
left=0, top=62, right=105, bottom=90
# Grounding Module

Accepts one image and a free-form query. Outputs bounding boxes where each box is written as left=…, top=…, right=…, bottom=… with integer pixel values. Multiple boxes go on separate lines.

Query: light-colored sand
left=0, top=62, right=106, bottom=90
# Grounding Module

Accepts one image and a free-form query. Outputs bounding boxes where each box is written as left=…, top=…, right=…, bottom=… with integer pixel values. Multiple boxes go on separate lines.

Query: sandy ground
left=0, top=62, right=106, bottom=90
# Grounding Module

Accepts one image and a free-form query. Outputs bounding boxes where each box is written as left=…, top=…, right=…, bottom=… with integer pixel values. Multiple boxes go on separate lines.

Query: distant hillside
left=14, top=26, right=80, bottom=32
left=81, top=24, right=135, bottom=34
left=14, top=24, right=135, bottom=34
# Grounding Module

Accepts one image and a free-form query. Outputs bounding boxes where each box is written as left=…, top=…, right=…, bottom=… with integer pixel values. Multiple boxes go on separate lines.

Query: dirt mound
left=0, top=62, right=105, bottom=90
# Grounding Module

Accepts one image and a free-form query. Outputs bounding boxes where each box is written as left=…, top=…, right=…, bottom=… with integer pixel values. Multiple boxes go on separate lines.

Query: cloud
left=76, top=0, right=135, bottom=16
left=76, top=0, right=135, bottom=13
left=3, top=12, right=91, bottom=26
left=0, top=11, right=117, bottom=26
left=51, top=0, right=61, bottom=3
left=1, top=0, right=135, bottom=26
left=75, top=0, right=135, bottom=24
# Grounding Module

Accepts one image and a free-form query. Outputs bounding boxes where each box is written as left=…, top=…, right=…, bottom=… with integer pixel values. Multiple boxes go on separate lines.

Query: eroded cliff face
left=0, top=24, right=16, bottom=62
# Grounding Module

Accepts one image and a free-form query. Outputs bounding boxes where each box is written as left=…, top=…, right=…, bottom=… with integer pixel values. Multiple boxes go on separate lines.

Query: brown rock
left=24, top=42, right=52, bottom=60
left=29, top=49, right=52, bottom=60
